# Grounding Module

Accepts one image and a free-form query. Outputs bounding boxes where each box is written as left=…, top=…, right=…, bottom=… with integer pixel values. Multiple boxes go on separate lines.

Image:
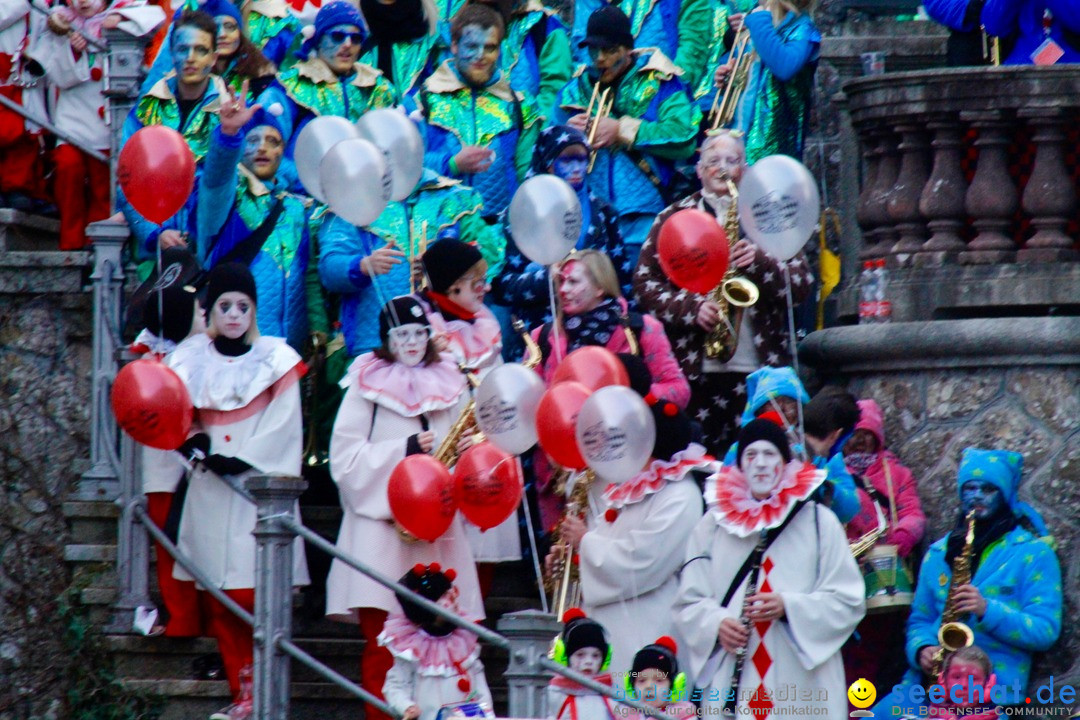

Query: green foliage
left=59, top=580, right=165, bottom=720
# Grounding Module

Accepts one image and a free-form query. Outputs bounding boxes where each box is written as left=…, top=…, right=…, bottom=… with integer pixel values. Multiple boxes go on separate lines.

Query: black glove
left=178, top=433, right=211, bottom=461
left=405, top=434, right=426, bottom=456
left=201, top=454, right=253, bottom=477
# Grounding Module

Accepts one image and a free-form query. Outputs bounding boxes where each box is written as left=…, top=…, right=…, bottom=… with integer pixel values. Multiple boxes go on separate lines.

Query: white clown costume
left=673, top=427, right=864, bottom=717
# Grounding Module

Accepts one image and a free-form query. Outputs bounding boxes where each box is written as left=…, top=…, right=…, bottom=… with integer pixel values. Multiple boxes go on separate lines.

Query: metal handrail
left=0, top=92, right=108, bottom=165
left=29, top=1, right=109, bottom=53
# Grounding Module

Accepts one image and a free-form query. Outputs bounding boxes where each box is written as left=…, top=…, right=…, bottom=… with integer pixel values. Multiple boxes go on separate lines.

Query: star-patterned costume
left=871, top=449, right=1062, bottom=719
left=633, top=191, right=812, bottom=455
left=674, top=460, right=864, bottom=717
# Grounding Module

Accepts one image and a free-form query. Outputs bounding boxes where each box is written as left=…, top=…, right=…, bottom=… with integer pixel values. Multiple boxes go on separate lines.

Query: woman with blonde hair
left=714, top=0, right=820, bottom=163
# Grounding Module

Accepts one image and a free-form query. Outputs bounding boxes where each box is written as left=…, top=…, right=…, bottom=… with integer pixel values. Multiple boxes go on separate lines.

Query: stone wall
left=0, top=249, right=92, bottom=718
left=802, top=317, right=1080, bottom=715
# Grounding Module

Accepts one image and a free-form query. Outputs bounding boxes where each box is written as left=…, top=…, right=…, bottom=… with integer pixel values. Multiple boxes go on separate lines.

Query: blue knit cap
left=199, top=0, right=241, bottom=24
left=740, top=366, right=810, bottom=425
left=299, top=1, right=367, bottom=58
left=957, top=448, right=1023, bottom=508
left=241, top=103, right=286, bottom=139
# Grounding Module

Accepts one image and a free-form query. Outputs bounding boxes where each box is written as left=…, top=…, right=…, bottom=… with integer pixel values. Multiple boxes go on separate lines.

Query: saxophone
left=545, top=468, right=597, bottom=620
left=929, top=509, right=977, bottom=677
left=704, top=176, right=759, bottom=361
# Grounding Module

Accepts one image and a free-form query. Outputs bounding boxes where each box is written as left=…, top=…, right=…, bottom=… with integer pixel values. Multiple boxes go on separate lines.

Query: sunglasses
left=327, top=30, right=363, bottom=45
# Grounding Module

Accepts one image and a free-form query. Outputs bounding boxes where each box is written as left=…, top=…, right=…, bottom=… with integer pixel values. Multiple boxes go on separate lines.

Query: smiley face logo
left=848, top=678, right=876, bottom=709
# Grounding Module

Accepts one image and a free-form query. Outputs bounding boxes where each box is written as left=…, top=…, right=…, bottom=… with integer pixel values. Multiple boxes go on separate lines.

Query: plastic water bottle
left=858, top=261, right=878, bottom=324
left=873, top=259, right=892, bottom=323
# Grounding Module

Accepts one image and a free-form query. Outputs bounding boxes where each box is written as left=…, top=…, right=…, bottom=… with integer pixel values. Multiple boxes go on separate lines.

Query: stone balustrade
left=842, top=65, right=1080, bottom=267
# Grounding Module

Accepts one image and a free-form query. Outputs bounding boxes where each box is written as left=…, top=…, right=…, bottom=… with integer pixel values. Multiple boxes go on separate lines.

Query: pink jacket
left=845, top=399, right=927, bottom=558
left=529, top=299, right=690, bottom=409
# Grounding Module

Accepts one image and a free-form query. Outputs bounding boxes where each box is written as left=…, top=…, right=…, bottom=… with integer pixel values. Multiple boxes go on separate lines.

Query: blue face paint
left=242, top=126, right=284, bottom=179
left=961, top=481, right=1004, bottom=520
left=317, top=23, right=362, bottom=74
left=171, top=26, right=216, bottom=85
left=454, top=24, right=499, bottom=86
left=553, top=156, right=588, bottom=191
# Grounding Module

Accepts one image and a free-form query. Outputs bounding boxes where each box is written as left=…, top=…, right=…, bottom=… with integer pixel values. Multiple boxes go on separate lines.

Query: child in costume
left=622, top=637, right=696, bottom=718
left=325, top=295, right=483, bottom=720
left=547, top=609, right=617, bottom=720
left=380, top=564, right=493, bottom=720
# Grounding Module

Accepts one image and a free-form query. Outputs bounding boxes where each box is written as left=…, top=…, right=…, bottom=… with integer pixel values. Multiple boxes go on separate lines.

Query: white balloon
left=508, top=174, right=582, bottom=266
left=356, top=108, right=426, bottom=202
left=575, top=386, right=655, bottom=485
left=475, top=363, right=546, bottom=455
left=320, top=138, right=392, bottom=227
left=295, top=116, right=360, bottom=203
left=737, top=154, right=821, bottom=261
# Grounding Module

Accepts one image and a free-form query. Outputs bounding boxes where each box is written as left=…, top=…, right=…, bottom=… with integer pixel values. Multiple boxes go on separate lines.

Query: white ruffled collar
left=167, top=335, right=302, bottom=411
left=602, top=444, right=716, bottom=509
left=705, top=461, right=825, bottom=537
left=340, top=352, right=466, bottom=417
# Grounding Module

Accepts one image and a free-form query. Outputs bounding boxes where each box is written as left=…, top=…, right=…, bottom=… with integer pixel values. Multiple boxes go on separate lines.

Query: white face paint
left=388, top=323, right=430, bottom=367
left=210, top=291, right=253, bottom=340
left=741, top=439, right=785, bottom=499
left=568, top=647, right=603, bottom=676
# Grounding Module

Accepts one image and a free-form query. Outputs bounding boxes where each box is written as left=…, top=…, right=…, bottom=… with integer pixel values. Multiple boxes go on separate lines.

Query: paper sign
left=1032, top=38, right=1065, bottom=65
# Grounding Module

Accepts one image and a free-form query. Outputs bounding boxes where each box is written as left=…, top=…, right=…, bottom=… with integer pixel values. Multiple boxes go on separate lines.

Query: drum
left=862, top=543, right=914, bottom=614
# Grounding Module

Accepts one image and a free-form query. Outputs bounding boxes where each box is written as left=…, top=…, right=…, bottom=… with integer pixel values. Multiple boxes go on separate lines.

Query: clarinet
left=722, top=528, right=769, bottom=718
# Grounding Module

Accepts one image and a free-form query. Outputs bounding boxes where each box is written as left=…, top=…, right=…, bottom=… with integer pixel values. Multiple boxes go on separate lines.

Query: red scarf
left=427, top=290, right=477, bottom=321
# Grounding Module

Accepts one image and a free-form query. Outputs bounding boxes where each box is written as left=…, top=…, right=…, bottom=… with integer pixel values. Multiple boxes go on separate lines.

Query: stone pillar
left=915, top=115, right=968, bottom=266
left=499, top=610, right=560, bottom=717
left=886, top=124, right=931, bottom=264
left=1018, top=108, right=1079, bottom=263
left=855, top=126, right=883, bottom=260
left=862, top=131, right=901, bottom=259
left=960, top=111, right=1018, bottom=264
left=249, top=475, right=308, bottom=720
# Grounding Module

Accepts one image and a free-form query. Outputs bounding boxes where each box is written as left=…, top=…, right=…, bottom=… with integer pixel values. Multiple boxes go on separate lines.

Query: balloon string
left=517, top=456, right=549, bottom=614
left=546, top=270, right=563, bottom=364
left=153, top=240, right=166, bottom=355
left=782, top=264, right=806, bottom=449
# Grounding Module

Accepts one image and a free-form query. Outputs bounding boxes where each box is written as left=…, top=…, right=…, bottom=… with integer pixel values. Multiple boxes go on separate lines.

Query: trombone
left=584, top=81, right=614, bottom=173
left=709, top=28, right=755, bottom=132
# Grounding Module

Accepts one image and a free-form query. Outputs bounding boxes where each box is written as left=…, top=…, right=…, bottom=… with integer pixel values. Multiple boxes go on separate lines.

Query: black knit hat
left=421, top=239, right=484, bottom=294
left=396, top=563, right=456, bottom=635
left=649, top=397, right=693, bottom=462
left=205, top=262, right=257, bottom=311
left=579, top=5, right=633, bottom=49
left=378, top=295, right=430, bottom=344
left=631, top=636, right=679, bottom=680
left=143, top=283, right=200, bottom=344
left=127, top=247, right=206, bottom=333
left=737, top=417, right=793, bottom=468
left=562, top=609, right=609, bottom=659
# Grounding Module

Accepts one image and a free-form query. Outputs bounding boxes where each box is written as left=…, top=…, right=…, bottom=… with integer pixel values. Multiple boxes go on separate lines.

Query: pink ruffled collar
left=343, top=352, right=466, bottom=417
left=377, top=613, right=480, bottom=677
left=602, top=444, right=716, bottom=509
left=431, top=307, right=502, bottom=371
left=706, top=462, right=825, bottom=537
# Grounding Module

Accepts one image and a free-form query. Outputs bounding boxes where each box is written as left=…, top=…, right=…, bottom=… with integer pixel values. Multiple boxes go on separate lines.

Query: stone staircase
left=64, top=498, right=543, bottom=719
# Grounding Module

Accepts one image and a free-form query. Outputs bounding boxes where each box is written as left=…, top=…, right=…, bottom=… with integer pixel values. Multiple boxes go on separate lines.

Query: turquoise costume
left=871, top=449, right=1061, bottom=718
left=552, top=49, right=700, bottom=255
left=571, top=0, right=712, bottom=90
left=359, top=33, right=444, bottom=108
left=318, top=170, right=504, bottom=355
left=418, top=60, right=542, bottom=217
left=502, top=0, right=573, bottom=119
left=735, top=9, right=819, bottom=164
left=244, top=0, right=303, bottom=67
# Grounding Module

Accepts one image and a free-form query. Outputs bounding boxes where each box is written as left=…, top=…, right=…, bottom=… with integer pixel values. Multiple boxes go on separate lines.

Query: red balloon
left=656, top=209, right=730, bottom=295
left=551, top=346, right=630, bottom=392
left=110, top=358, right=193, bottom=450
left=536, top=381, right=591, bottom=471
left=454, top=442, right=523, bottom=531
left=388, top=455, right=457, bottom=542
left=118, top=126, right=196, bottom=224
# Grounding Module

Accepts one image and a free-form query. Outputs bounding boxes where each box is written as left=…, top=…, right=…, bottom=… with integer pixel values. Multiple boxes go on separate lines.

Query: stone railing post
left=854, top=126, right=883, bottom=259
left=249, top=475, right=308, bottom=720
left=78, top=220, right=129, bottom=500
left=862, top=131, right=901, bottom=259
left=886, top=123, right=931, bottom=264
left=1018, top=108, right=1079, bottom=263
left=499, top=610, right=561, bottom=717
left=960, top=111, right=1018, bottom=264
left=916, top=114, right=968, bottom=266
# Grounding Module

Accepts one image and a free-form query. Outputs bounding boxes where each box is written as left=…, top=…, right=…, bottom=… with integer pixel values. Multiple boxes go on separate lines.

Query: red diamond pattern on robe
left=748, top=556, right=774, bottom=719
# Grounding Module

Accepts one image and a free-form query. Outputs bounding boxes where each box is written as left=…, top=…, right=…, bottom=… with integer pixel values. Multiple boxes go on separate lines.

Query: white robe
left=166, top=335, right=310, bottom=590
left=325, top=378, right=483, bottom=622
left=578, top=475, right=704, bottom=679
left=382, top=650, right=492, bottom=720
left=546, top=680, right=618, bottom=720
left=673, top=502, right=864, bottom=717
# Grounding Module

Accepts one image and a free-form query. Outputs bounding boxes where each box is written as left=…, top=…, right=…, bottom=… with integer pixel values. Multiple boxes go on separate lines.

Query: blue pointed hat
left=740, top=366, right=810, bottom=425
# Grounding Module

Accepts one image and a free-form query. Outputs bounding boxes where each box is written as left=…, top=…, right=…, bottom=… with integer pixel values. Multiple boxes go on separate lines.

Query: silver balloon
left=508, top=174, right=582, bottom=266
left=295, top=116, right=360, bottom=203
left=320, top=138, right=392, bottom=228
left=575, top=386, right=655, bottom=485
left=737, top=154, right=821, bottom=261
left=356, top=108, right=425, bottom=202
left=475, top=363, right=546, bottom=455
